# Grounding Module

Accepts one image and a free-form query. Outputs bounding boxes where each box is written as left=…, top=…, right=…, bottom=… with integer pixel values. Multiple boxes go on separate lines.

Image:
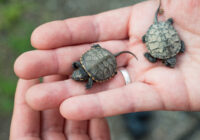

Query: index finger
left=31, top=6, right=132, bottom=49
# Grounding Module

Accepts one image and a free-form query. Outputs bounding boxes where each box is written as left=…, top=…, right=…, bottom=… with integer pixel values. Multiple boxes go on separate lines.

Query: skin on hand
left=10, top=77, right=110, bottom=140
left=13, top=0, right=200, bottom=121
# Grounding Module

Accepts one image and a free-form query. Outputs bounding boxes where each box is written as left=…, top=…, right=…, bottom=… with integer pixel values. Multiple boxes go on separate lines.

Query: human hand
left=10, top=76, right=110, bottom=140
left=14, top=0, right=200, bottom=121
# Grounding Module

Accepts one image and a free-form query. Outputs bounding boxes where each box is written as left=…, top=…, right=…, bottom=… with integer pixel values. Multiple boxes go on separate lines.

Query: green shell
left=144, top=21, right=181, bottom=59
left=80, top=46, right=117, bottom=82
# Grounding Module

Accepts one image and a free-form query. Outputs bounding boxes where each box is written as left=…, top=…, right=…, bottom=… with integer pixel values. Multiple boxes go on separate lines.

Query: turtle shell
left=144, top=21, right=181, bottom=59
left=80, top=47, right=117, bottom=82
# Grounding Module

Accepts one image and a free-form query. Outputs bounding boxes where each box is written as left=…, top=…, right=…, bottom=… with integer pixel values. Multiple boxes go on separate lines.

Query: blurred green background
left=1, top=0, right=200, bottom=140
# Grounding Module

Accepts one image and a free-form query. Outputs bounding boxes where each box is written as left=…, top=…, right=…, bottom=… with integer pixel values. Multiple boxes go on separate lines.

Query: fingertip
left=30, top=26, right=41, bottom=49
left=60, top=98, right=91, bottom=121
left=14, top=57, right=22, bottom=78
left=60, top=95, right=103, bottom=120
left=14, top=50, right=58, bottom=79
left=14, top=52, right=34, bottom=79
left=25, top=85, right=44, bottom=111
left=14, top=51, right=45, bottom=79
left=31, top=22, right=50, bottom=49
left=31, top=20, right=70, bottom=49
left=59, top=99, right=77, bottom=120
left=26, top=81, right=69, bottom=111
left=25, top=83, right=56, bottom=111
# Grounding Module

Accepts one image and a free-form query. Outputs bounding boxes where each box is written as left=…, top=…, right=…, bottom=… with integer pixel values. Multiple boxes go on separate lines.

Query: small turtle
left=71, top=44, right=137, bottom=89
left=142, top=1, right=185, bottom=68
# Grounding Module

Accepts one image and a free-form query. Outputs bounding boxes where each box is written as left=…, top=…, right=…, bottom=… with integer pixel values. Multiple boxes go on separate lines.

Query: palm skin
left=11, top=0, right=200, bottom=139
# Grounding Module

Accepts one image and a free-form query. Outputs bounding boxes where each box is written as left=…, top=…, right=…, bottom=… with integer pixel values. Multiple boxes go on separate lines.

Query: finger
left=129, top=0, right=158, bottom=39
left=14, top=40, right=130, bottom=79
left=162, top=0, right=200, bottom=34
left=25, top=69, right=129, bottom=110
left=41, top=75, right=66, bottom=140
left=31, top=7, right=132, bottom=49
left=60, top=82, right=163, bottom=120
left=65, top=120, right=90, bottom=140
left=41, top=109, right=65, bottom=140
left=10, top=79, right=40, bottom=140
left=89, top=118, right=110, bottom=140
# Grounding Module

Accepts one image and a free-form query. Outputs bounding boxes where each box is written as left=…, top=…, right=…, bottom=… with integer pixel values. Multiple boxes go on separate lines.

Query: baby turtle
left=71, top=44, right=137, bottom=89
left=142, top=1, right=185, bottom=68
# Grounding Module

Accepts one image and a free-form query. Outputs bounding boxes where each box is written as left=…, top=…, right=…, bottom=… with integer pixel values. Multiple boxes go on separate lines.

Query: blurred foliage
left=0, top=0, right=7, bottom=3
left=0, top=1, right=23, bottom=31
left=0, top=76, right=16, bottom=113
left=0, top=0, right=35, bottom=114
left=7, top=21, right=35, bottom=53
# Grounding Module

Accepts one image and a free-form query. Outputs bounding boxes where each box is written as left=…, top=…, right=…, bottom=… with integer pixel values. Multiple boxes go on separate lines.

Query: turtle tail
left=154, top=0, right=161, bottom=23
left=114, top=51, right=138, bottom=60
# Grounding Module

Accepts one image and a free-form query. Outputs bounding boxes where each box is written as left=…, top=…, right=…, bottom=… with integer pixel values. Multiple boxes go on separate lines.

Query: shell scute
left=145, top=21, right=182, bottom=59
left=81, top=47, right=117, bottom=82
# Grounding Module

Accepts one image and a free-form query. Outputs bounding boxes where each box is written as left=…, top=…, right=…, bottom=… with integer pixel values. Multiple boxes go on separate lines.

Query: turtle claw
left=180, top=40, right=185, bottom=53
left=142, top=35, right=146, bottom=43
left=91, top=44, right=101, bottom=49
left=163, top=57, right=176, bottom=68
left=167, top=18, right=173, bottom=24
left=144, top=53, right=157, bottom=63
left=86, top=78, right=93, bottom=89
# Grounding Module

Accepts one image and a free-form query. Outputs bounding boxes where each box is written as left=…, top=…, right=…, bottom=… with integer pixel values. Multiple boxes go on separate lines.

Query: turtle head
left=71, top=67, right=89, bottom=81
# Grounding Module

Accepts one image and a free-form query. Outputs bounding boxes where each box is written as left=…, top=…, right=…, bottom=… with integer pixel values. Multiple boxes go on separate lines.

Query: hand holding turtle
left=14, top=0, right=200, bottom=121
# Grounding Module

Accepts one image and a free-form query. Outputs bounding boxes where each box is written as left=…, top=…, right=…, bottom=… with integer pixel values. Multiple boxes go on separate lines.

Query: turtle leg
left=180, top=40, right=185, bottom=53
left=142, top=35, right=146, bottom=43
left=167, top=18, right=174, bottom=24
left=91, top=44, right=101, bottom=49
left=163, top=57, right=176, bottom=68
left=86, top=77, right=93, bottom=89
left=144, top=52, right=157, bottom=63
left=72, top=61, right=81, bottom=69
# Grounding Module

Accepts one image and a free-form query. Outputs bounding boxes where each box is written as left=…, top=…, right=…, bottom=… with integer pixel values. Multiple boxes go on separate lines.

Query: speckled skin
left=81, top=45, right=117, bottom=82
left=144, top=20, right=182, bottom=59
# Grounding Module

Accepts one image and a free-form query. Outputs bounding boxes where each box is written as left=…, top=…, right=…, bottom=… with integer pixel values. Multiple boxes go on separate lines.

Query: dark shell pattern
left=80, top=47, right=117, bottom=82
left=145, top=21, right=181, bottom=59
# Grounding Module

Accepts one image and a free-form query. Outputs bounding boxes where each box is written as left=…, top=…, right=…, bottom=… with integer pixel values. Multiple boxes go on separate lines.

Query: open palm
left=11, top=0, right=200, bottom=139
